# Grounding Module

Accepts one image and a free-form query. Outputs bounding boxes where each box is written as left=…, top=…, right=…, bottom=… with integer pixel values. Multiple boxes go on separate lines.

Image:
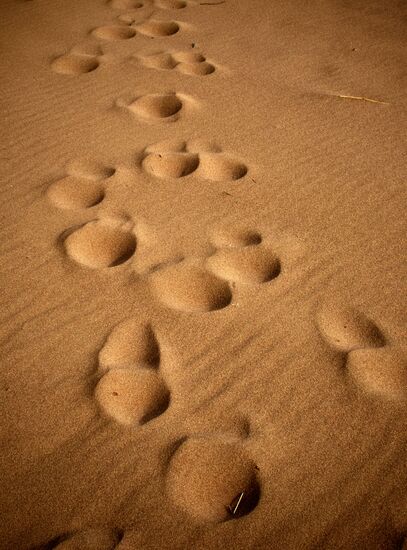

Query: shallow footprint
left=149, top=260, right=232, bottom=313
left=36, top=527, right=123, bottom=549
left=166, top=437, right=260, bottom=523
left=199, top=153, right=248, bottom=181
left=46, top=163, right=114, bottom=210
left=155, top=0, right=187, bottom=8
left=136, top=20, right=179, bottom=37
left=92, top=25, right=136, bottom=40
left=64, top=218, right=136, bottom=269
left=128, top=93, right=183, bottom=122
left=51, top=54, right=99, bottom=75
left=109, top=0, right=144, bottom=8
left=317, top=305, right=386, bottom=353
left=347, top=348, right=407, bottom=401
left=99, top=321, right=160, bottom=372
left=206, top=247, right=281, bottom=285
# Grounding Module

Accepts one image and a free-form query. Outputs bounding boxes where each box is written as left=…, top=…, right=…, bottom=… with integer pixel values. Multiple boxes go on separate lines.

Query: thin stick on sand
left=336, top=94, right=389, bottom=105
left=227, top=491, right=245, bottom=515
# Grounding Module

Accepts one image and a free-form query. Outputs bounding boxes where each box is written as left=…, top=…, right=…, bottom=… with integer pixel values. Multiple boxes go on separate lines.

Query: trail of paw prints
left=116, top=92, right=196, bottom=123
left=166, top=432, right=260, bottom=523
left=317, top=304, right=407, bottom=401
left=147, top=229, right=281, bottom=313
left=109, top=0, right=190, bottom=10
left=46, top=160, right=115, bottom=210
left=95, top=321, right=170, bottom=426
left=51, top=45, right=104, bottom=75
left=141, top=138, right=247, bottom=180
left=139, top=50, right=215, bottom=75
left=46, top=158, right=136, bottom=269
left=34, top=527, right=123, bottom=549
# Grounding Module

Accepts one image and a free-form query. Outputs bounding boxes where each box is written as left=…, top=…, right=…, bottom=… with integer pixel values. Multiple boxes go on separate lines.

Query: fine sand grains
left=0, top=0, right=406, bottom=549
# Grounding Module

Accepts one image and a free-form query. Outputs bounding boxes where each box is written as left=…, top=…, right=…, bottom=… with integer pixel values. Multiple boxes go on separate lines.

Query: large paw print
left=47, top=160, right=115, bottom=210
left=95, top=321, right=171, bottom=426
left=139, top=50, right=215, bottom=76
left=147, top=229, right=282, bottom=313
left=317, top=304, right=407, bottom=401
left=141, top=138, right=248, bottom=181
left=166, top=432, right=260, bottom=523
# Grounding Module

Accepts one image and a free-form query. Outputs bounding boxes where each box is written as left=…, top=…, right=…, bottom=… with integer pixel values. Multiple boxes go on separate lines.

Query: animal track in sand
left=127, top=93, right=184, bottom=122
left=211, top=227, right=263, bottom=248
left=95, top=322, right=170, bottom=426
left=92, top=24, right=137, bottom=40
left=166, top=437, right=260, bottom=522
left=317, top=306, right=386, bottom=353
left=109, top=0, right=188, bottom=9
left=206, top=246, right=281, bottom=285
left=136, top=20, right=180, bottom=37
left=141, top=139, right=247, bottom=181
left=155, top=0, right=187, bottom=8
left=63, top=218, right=136, bottom=269
left=109, top=0, right=144, bottom=9
left=318, top=305, right=407, bottom=401
left=139, top=50, right=215, bottom=76
left=38, top=527, right=124, bottom=549
left=51, top=53, right=100, bottom=75
left=47, top=163, right=115, bottom=210
left=149, top=260, right=232, bottom=313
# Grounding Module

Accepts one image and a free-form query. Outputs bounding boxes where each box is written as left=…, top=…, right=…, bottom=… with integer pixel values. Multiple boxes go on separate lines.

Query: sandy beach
left=0, top=0, right=406, bottom=548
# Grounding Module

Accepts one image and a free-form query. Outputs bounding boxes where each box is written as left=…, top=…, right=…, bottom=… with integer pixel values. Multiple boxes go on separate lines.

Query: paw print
left=166, top=429, right=260, bottom=523
left=51, top=44, right=103, bottom=75
left=141, top=138, right=248, bottom=181
left=317, top=304, right=407, bottom=401
left=46, top=159, right=115, bottom=210
left=95, top=321, right=171, bottom=426
left=139, top=50, right=215, bottom=76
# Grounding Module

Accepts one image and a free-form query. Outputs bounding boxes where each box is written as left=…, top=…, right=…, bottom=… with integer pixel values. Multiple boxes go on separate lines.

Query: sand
left=0, top=0, right=406, bottom=548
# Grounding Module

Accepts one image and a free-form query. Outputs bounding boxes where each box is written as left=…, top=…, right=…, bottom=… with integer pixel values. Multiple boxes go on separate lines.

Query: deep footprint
left=166, top=437, right=260, bottom=522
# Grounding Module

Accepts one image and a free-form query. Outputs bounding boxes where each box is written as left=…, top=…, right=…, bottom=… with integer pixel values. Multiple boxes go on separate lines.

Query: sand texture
left=0, top=0, right=406, bottom=548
